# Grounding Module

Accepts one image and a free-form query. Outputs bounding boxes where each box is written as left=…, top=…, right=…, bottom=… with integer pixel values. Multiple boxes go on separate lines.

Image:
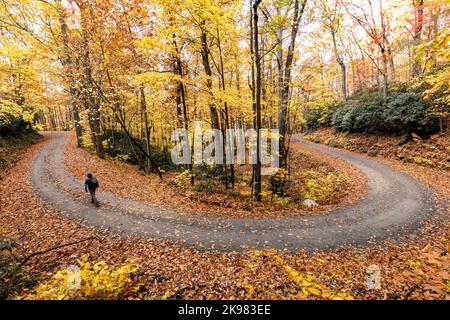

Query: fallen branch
left=16, top=236, right=97, bottom=271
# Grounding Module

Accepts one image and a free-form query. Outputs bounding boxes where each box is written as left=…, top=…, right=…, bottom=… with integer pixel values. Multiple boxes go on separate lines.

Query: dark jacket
left=85, top=177, right=99, bottom=192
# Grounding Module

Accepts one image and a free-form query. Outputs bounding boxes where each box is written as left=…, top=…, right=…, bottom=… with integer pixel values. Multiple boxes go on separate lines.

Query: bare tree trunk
left=276, top=8, right=284, bottom=166
left=172, top=36, right=193, bottom=182
left=279, top=0, right=307, bottom=169
left=412, top=0, right=424, bottom=77
left=217, top=28, right=235, bottom=188
left=200, top=26, right=220, bottom=130
left=388, top=47, right=395, bottom=78
left=382, top=56, right=389, bottom=98
left=430, top=6, right=440, bottom=65
left=249, top=1, right=257, bottom=196
left=140, top=86, right=153, bottom=171
left=172, top=48, right=183, bottom=129
left=92, top=76, right=162, bottom=178
left=379, top=0, right=389, bottom=98
left=253, top=0, right=262, bottom=202
left=331, top=29, right=347, bottom=100
left=175, top=80, right=183, bottom=128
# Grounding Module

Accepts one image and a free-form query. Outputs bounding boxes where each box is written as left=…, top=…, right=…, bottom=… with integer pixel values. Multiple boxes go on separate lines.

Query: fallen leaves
left=63, top=132, right=367, bottom=218
left=0, top=132, right=448, bottom=300
left=0, top=131, right=41, bottom=180
left=305, top=128, right=450, bottom=171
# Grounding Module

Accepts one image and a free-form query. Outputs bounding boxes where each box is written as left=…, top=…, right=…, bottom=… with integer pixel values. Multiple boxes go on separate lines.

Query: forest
left=0, top=0, right=449, bottom=302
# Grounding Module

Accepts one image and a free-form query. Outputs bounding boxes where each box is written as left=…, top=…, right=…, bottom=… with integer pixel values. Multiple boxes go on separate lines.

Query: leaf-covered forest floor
left=305, top=128, right=450, bottom=172
left=0, top=132, right=448, bottom=300
left=0, top=130, right=41, bottom=180
left=64, top=132, right=367, bottom=217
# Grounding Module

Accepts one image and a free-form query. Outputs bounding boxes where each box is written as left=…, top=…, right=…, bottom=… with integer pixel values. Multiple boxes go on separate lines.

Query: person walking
left=85, top=172, right=99, bottom=207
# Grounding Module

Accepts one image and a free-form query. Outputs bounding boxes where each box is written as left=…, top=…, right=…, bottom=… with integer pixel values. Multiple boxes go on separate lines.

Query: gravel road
left=30, top=132, right=437, bottom=251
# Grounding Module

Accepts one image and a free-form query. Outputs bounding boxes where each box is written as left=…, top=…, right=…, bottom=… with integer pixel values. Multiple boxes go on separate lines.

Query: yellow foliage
left=250, top=249, right=278, bottom=257
left=172, top=170, right=192, bottom=187
left=0, top=99, right=21, bottom=127
left=19, top=255, right=140, bottom=300
left=272, top=168, right=289, bottom=182
left=248, top=250, right=354, bottom=300
left=80, top=134, right=94, bottom=149
left=303, top=170, right=347, bottom=204
left=241, top=282, right=255, bottom=296
left=273, top=195, right=291, bottom=208
left=239, top=189, right=252, bottom=197
left=146, top=287, right=179, bottom=300
left=273, top=254, right=354, bottom=300
left=0, top=99, right=34, bottom=128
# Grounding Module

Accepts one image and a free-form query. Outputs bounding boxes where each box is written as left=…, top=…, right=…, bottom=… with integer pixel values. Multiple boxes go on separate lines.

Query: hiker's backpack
left=91, top=177, right=99, bottom=189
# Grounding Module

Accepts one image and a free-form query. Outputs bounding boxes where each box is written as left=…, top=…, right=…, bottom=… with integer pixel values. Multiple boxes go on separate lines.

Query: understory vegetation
left=80, top=129, right=175, bottom=171
left=18, top=255, right=142, bottom=300
left=0, top=103, right=41, bottom=179
left=168, top=151, right=350, bottom=212
left=305, top=128, right=450, bottom=171
left=301, top=65, right=449, bottom=138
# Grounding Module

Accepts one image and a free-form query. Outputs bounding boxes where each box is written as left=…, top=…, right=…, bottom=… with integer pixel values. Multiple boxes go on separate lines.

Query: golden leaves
left=241, top=282, right=255, bottom=296
left=19, top=255, right=141, bottom=300
left=2, top=125, right=449, bottom=301
left=247, top=249, right=354, bottom=300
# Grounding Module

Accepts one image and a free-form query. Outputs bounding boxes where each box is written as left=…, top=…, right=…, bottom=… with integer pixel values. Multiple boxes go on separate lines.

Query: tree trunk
left=249, top=1, right=257, bottom=196
left=217, top=28, right=235, bottom=188
left=57, top=1, right=82, bottom=146
left=79, top=4, right=104, bottom=158
left=253, top=0, right=262, bottom=202
left=331, top=29, right=347, bottom=100
left=412, top=0, right=424, bottom=77
left=381, top=48, right=389, bottom=99
left=279, top=0, right=307, bottom=169
left=173, top=38, right=193, bottom=181
left=379, top=0, right=389, bottom=98
left=140, top=86, right=153, bottom=171
left=200, top=26, right=220, bottom=130
left=430, top=6, right=440, bottom=65
left=276, top=11, right=284, bottom=167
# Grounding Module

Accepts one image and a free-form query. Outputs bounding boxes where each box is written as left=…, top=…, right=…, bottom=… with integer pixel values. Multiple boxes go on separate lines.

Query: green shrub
left=269, top=168, right=289, bottom=196
left=80, top=134, right=94, bottom=149
left=1, top=237, right=20, bottom=299
left=194, top=180, right=214, bottom=194
left=304, top=66, right=447, bottom=136
left=303, top=101, right=346, bottom=131
left=114, top=153, right=130, bottom=162
left=193, top=163, right=225, bottom=180
left=330, top=91, right=436, bottom=134
left=347, top=102, right=385, bottom=133
left=101, top=130, right=175, bottom=170
left=226, top=188, right=240, bottom=197
left=302, top=105, right=323, bottom=131
left=331, top=104, right=351, bottom=132
left=383, top=92, right=435, bottom=134
left=323, top=101, right=347, bottom=127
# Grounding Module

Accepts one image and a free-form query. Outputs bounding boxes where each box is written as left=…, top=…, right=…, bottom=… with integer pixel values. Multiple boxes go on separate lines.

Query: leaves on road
left=1, top=135, right=448, bottom=300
